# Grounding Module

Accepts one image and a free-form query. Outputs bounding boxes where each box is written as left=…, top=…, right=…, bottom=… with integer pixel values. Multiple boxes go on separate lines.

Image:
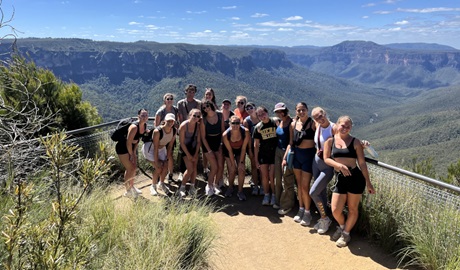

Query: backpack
left=142, top=126, right=177, bottom=143
left=111, top=118, right=137, bottom=142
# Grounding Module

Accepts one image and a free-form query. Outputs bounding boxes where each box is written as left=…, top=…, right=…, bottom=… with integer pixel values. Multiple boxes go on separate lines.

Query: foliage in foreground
left=0, top=133, right=217, bottom=269
left=358, top=169, right=460, bottom=270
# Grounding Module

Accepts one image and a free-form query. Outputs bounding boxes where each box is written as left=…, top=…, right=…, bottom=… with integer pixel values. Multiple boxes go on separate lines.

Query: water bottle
left=364, top=145, right=379, bottom=159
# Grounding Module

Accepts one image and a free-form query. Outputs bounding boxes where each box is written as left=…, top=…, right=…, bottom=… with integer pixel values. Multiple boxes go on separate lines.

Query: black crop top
left=331, top=137, right=357, bottom=159
left=293, top=117, right=315, bottom=146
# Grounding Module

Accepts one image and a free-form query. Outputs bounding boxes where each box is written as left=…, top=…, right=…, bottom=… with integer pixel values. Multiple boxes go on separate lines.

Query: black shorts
left=203, top=135, right=222, bottom=152
left=223, top=147, right=242, bottom=158
left=116, top=141, right=136, bottom=155
left=333, top=166, right=366, bottom=194
left=258, top=147, right=276, bottom=165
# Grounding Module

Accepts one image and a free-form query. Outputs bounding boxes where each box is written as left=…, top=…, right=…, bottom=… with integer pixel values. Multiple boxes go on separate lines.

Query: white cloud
left=221, top=6, right=237, bottom=10
left=186, top=10, right=207, bottom=14
left=251, top=13, right=269, bottom=18
left=204, top=30, right=212, bottom=33
left=395, top=20, right=409, bottom=25
left=374, top=10, right=392, bottom=14
left=231, top=17, right=240, bottom=20
left=278, top=28, right=294, bottom=32
left=145, top=24, right=159, bottom=29
left=129, top=21, right=141, bottom=25
left=397, top=7, right=460, bottom=13
left=285, top=16, right=303, bottom=21
left=362, top=16, right=369, bottom=19
left=362, top=3, right=376, bottom=7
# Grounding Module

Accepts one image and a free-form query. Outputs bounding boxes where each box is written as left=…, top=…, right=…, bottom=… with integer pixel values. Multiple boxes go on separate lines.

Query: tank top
left=245, top=116, right=255, bottom=135
left=293, top=117, right=314, bottom=146
left=331, top=137, right=357, bottom=159
left=184, top=122, right=198, bottom=146
left=203, top=112, right=222, bottom=136
left=225, top=126, right=245, bottom=149
left=276, top=119, right=292, bottom=150
left=158, top=127, right=174, bottom=147
left=314, top=123, right=334, bottom=151
left=133, top=122, right=147, bottom=141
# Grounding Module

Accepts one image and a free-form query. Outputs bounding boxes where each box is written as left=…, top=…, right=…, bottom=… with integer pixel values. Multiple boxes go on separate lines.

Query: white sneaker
left=133, top=186, right=142, bottom=194
left=205, top=184, right=215, bottom=197
left=300, top=211, right=312, bottom=226
left=189, top=185, right=197, bottom=196
left=214, top=186, right=222, bottom=195
left=316, top=217, right=332, bottom=234
left=278, top=208, right=292, bottom=215
left=150, top=185, right=158, bottom=196
left=123, top=189, right=137, bottom=198
left=177, top=172, right=183, bottom=181
left=272, top=204, right=280, bottom=209
left=293, top=208, right=305, bottom=223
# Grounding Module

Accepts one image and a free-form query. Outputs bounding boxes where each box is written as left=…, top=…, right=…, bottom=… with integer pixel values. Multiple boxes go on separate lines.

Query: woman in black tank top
left=200, top=101, right=225, bottom=196
left=117, top=109, right=149, bottom=198
left=323, top=116, right=375, bottom=248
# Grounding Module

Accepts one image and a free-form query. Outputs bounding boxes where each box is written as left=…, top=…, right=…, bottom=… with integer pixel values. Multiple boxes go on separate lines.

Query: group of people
left=115, top=84, right=376, bottom=248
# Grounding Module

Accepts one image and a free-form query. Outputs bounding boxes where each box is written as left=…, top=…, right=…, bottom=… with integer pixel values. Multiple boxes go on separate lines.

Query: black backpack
left=111, top=118, right=137, bottom=142
left=142, top=126, right=177, bottom=143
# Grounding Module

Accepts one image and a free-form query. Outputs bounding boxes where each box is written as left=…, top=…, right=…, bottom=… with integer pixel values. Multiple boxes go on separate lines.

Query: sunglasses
left=231, top=122, right=241, bottom=125
left=238, top=101, right=245, bottom=105
left=202, top=105, right=210, bottom=109
left=192, top=114, right=201, bottom=119
left=245, top=106, right=254, bottom=110
left=165, top=98, right=173, bottom=101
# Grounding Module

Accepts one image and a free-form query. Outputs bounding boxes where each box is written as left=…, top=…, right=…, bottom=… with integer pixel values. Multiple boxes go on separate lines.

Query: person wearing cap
left=243, top=102, right=261, bottom=195
left=234, top=95, right=249, bottom=122
left=273, top=103, right=296, bottom=214
left=142, top=113, right=177, bottom=196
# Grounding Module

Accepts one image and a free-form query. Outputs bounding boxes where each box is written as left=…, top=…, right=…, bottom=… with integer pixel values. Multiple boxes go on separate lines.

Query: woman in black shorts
left=200, top=100, right=225, bottom=196
left=116, top=109, right=149, bottom=198
left=324, top=116, right=375, bottom=248
left=222, top=115, right=250, bottom=200
left=253, top=106, right=278, bottom=206
left=178, top=109, right=202, bottom=197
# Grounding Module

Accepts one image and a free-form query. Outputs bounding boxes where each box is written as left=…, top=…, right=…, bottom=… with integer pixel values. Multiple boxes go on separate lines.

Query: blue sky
left=2, top=0, right=460, bottom=49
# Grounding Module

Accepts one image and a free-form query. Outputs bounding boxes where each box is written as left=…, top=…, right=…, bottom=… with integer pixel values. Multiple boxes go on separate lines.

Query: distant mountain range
left=0, top=38, right=458, bottom=174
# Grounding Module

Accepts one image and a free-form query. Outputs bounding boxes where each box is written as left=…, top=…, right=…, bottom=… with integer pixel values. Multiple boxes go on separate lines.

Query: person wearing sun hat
left=273, top=103, right=296, bottom=213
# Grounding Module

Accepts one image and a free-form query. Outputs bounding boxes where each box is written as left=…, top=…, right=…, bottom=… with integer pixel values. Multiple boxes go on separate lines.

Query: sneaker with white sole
left=315, top=218, right=332, bottom=234
left=237, top=191, right=246, bottom=201
left=293, top=209, right=305, bottom=223
left=214, top=186, right=222, bottom=195
left=259, top=186, right=264, bottom=196
left=133, top=186, right=142, bottom=194
left=262, top=194, right=270, bottom=205
left=251, top=186, right=259, bottom=196
left=124, top=189, right=138, bottom=198
left=331, top=226, right=343, bottom=241
left=300, top=211, right=312, bottom=226
left=336, top=233, right=351, bottom=248
left=278, top=208, right=292, bottom=215
left=177, top=186, right=186, bottom=197
left=150, top=185, right=158, bottom=196
left=168, top=173, right=174, bottom=183
left=270, top=194, right=276, bottom=206
left=177, top=172, right=183, bottom=182
left=272, top=204, right=280, bottom=209
left=189, top=186, right=197, bottom=196
left=205, top=184, right=215, bottom=197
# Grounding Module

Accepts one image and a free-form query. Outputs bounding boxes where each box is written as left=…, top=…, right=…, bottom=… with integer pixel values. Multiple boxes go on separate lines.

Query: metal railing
left=63, top=118, right=460, bottom=197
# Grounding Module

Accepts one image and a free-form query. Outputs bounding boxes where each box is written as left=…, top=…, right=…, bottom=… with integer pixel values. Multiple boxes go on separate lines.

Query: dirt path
left=117, top=174, right=404, bottom=270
